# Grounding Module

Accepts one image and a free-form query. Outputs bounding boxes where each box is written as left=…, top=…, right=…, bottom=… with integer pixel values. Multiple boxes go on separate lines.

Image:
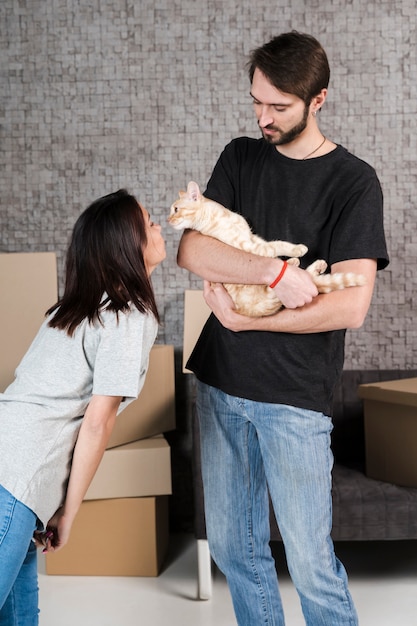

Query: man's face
left=250, top=68, right=310, bottom=146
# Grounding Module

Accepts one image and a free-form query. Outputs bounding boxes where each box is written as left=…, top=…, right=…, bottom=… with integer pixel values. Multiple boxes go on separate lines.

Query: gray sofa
left=191, top=369, right=417, bottom=598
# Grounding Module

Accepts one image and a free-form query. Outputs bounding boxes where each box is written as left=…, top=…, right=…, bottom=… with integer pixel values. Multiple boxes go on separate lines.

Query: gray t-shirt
left=0, top=306, right=158, bottom=527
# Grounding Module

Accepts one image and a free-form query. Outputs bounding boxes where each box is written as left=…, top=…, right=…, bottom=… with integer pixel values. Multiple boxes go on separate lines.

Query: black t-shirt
left=187, top=138, right=389, bottom=415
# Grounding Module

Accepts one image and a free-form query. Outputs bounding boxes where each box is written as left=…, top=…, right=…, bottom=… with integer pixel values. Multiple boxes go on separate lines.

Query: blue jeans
left=0, top=484, right=39, bottom=626
left=197, top=382, right=358, bottom=626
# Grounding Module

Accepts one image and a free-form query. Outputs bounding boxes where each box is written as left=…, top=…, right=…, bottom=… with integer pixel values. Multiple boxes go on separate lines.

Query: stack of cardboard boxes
left=0, top=252, right=175, bottom=577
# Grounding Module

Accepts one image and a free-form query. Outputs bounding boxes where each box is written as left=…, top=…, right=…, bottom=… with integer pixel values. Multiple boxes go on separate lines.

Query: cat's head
left=168, top=181, right=203, bottom=230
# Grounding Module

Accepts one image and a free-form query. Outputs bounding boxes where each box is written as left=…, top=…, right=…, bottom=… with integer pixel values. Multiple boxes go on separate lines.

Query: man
left=178, top=31, right=389, bottom=625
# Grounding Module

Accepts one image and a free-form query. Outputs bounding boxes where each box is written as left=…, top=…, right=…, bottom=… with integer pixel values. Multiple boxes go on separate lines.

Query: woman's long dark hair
left=47, top=189, right=160, bottom=336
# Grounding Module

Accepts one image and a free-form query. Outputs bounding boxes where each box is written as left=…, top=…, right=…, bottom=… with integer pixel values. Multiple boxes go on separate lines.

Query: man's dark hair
left=248, top=31, right=330, bottom=104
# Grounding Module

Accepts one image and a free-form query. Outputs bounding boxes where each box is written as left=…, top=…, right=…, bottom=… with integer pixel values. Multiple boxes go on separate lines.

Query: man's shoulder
left=224, top=136, right=267, bottom=154
left=335, top=144, right=378, bottom=178
left=221, top=136, right=273, bottom=166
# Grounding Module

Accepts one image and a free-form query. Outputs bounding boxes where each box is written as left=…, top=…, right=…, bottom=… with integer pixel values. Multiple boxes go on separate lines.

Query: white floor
left=38, top=534, right=417, bottom=625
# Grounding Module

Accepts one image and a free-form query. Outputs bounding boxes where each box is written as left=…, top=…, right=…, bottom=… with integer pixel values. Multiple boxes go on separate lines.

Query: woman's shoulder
left=98, top=306, right=157, bottom=335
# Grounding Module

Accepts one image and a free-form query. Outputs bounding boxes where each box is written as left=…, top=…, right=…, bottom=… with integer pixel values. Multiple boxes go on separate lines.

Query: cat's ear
left=179, top=190, right=186, bottom=198
left=187, top=181, right=201, bottom=202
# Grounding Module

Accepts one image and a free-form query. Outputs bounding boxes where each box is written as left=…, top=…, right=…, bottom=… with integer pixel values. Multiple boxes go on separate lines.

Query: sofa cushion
left=267, top=464, right=417, bottom=542
left=331, top=464, right=417, bottom=540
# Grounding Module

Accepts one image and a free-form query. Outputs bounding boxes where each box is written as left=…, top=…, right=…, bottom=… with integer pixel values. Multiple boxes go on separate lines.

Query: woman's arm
left=203, top=258, right=377, bottom=333
left=177, top=230, right=319, bottom=309
left=43, top=394, right=122, bottom=552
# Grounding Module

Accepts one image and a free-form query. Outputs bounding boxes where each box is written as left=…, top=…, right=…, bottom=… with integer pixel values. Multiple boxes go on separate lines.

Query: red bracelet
left=269, top=260, right=288, bottom=288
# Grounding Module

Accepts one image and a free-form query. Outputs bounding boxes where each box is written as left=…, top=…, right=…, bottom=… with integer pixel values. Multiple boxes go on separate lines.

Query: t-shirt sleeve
left=204, top=139, right=240, bottom=209
left=91, top=309, right=148, bottom=400
left=329, top=166, right=389, bottom=270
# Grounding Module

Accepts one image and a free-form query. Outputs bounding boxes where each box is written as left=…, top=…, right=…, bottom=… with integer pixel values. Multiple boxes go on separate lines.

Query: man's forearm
left=177, top=230, right=282, bottom=285
left=178, top=230, right=320, bottom=309
left=203, top=258, right=377, bottom=333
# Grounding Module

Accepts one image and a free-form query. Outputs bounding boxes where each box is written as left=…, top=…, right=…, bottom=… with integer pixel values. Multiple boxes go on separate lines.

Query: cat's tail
left=313, top=272, right=366, bottom=293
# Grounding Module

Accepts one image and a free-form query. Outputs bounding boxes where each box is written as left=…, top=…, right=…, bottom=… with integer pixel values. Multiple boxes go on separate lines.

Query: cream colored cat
left=169, top=181, right=366, bottom=317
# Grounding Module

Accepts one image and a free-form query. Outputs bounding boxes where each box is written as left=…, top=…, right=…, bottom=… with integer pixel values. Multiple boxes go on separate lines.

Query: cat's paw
left=287, top=257, right=300, bottom=266
left=307, top=259, right=327, bottom=276
left=292, top=244, right=308, bottom=257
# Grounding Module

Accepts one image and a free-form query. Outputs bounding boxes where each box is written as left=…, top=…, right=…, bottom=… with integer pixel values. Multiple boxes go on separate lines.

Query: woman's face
left=141, top=205, right=166, bottom=274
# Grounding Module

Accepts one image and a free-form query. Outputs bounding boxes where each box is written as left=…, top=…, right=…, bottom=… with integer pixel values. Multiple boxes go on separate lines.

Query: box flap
left=358, top=378, right=417, bottom=407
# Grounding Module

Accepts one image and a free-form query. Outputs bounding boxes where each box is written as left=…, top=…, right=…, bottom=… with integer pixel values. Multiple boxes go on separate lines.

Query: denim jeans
left=0, top=484, right=39, bottom=626
left=196, top=382, right=358, bottom=626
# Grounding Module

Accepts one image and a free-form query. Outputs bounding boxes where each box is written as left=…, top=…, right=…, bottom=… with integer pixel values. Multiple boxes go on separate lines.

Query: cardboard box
left=45, top=496, right=169, bottom=576
left=0, top=252, right=57, bottom=392
left=359, top=378, right=417, bottom=487
left=183, top=290, right=210, bottom=373
left=107, top=344, right=176, bottom=448
left=85, top=436, right=171, bottom=500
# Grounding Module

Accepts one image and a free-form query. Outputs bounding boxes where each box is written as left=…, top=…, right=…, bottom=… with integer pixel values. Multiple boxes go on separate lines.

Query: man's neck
left=275, top=130, right=335, bottom=160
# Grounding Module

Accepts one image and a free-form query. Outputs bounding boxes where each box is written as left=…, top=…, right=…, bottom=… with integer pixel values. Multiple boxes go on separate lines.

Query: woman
left=0, top=189, right=166, bottom=625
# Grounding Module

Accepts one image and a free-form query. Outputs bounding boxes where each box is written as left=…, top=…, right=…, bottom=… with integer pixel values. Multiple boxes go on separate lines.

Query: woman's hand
left=33, top=507, right=72, bottom=553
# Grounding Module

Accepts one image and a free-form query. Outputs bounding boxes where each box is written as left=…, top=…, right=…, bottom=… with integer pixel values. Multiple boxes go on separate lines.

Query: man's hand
left=203, top=281, right=255, bottom=332
left=269, top=262, right=318, bottom=309
left=203, top=263, right=320, bottom=332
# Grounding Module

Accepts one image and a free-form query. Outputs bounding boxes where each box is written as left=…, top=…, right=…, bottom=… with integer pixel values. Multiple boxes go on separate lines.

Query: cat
left=169, top=181, right=366, bottom=317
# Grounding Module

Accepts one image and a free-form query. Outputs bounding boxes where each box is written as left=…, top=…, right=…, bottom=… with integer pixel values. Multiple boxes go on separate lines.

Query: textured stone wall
left=0, top=0, right=417, bottom=369
left=1, top=0, right=416, bottom=529
left=1, top=0, right=416, bottom=368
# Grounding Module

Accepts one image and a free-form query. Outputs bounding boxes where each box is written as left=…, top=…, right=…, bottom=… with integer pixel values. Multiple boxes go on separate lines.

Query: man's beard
left=261, top=104, right=309, bottom=146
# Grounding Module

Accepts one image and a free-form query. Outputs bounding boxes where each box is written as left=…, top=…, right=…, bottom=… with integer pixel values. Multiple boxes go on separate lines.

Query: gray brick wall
left=1, top=0, right=416, bottom=368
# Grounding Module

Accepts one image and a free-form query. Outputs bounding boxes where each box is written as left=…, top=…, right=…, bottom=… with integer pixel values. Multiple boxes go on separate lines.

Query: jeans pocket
left=0, top=484, right=16, bottom=546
